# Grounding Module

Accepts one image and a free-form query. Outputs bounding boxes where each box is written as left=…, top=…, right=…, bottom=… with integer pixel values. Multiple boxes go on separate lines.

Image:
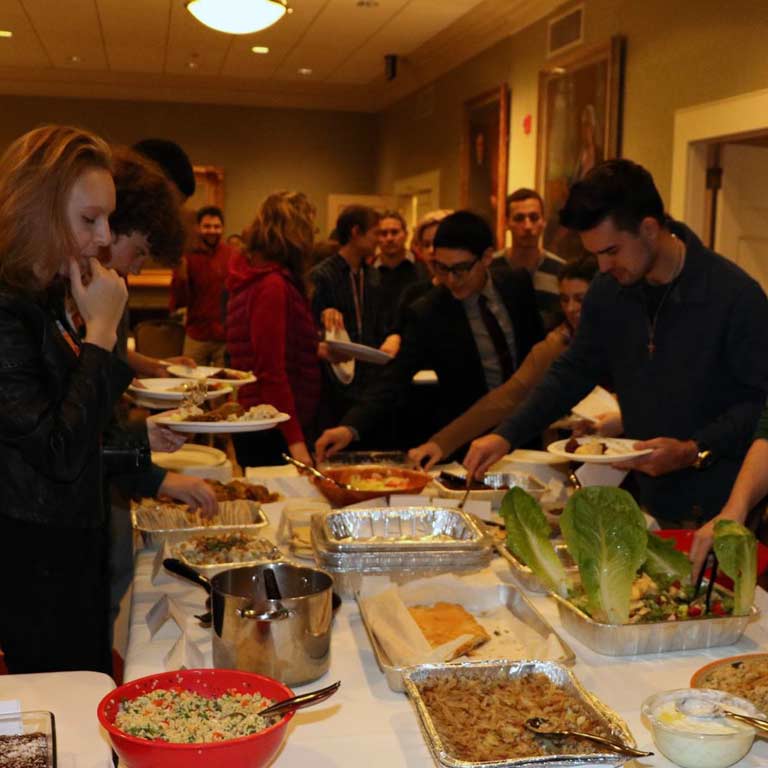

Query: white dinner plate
left=156, top=412, right=290, bottom=434
left=129, top=378, right=233, bottom=401
left=151, top=444, right=227, bottom=471
left=547, top=437, right=653, bottom=464
left=326, top=339, right=393, bottom=365
left=166, top=364, right=257, bottom=387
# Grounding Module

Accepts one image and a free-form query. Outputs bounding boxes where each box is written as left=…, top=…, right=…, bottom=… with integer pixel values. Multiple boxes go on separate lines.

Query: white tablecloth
left=0, top=671, right=114, bottom=768
left=124, top=499, right=768, bottom=767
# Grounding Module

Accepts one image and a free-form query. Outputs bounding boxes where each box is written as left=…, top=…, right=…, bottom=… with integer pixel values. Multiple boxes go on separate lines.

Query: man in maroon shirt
left=170, top=205, right=235, bottom=365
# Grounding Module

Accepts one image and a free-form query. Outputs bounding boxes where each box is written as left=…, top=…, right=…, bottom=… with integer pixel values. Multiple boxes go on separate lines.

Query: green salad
left=500, top=486, right=756, bottom=625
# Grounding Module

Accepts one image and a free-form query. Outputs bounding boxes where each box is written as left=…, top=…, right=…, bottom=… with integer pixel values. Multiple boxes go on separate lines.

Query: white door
left=715, top=143, right=768, bottom=294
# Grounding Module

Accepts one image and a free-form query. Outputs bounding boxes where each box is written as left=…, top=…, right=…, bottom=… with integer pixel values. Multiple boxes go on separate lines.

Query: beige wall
left=377, top=0, right=768, bottom=214
left=0, top=95, right=378, bottom=236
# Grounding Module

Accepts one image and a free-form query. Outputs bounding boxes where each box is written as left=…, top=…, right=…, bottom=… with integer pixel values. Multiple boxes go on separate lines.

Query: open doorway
left=670, top=88, right=768, bottom=290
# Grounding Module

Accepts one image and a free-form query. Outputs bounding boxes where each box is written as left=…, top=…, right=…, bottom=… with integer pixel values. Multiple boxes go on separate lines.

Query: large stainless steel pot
left=164, top=559, right=334, bottom=685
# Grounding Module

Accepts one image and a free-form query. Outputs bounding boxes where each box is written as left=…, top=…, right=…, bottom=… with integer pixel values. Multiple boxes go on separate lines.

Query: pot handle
left=163, top=558, right=212, bottom=594
left=237, top=606, right=294, bottom=621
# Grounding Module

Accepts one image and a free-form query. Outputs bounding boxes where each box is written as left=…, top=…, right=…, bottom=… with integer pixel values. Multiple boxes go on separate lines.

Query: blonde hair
left=247, top=191, right=315, bottom=282
left=0, top=124, right=112, bottom=292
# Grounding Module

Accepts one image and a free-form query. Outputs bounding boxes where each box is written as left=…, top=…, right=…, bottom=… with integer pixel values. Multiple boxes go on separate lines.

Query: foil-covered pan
left=172, top=535, right=282, bottom=575
left=550, top=589, right=759, bottom=656
left=321, top=506, right=489, bottom=553
left=496, top=543, right=579, bottom=593
left=434, top=471, right=546, bottom=508
left=132, top=499, right=268, bottom=548
left=357, top=583, right=575, bottom=692
left=403, top=660, right=636, bottom=768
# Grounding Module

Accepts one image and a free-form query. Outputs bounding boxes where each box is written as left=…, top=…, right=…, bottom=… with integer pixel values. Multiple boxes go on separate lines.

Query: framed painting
left=460, top=84, right=510, bottom=247
left=536, top=36, right=625, bottom=258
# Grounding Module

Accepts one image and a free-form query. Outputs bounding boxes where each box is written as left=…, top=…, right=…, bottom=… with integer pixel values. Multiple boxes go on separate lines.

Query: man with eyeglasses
left=315, top=211, right=542, bottom=459
left=495, top=188, right=565, bottom=331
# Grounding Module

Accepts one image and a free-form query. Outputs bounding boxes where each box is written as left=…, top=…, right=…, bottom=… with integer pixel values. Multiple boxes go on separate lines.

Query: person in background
left=465, top=159, right=768, bottom=528
left=375, top=210, right=429, bottom=357
left=409, top=256, right=603, bottom=468
left=132, top=138, right=196, bottom=203
left=410, top=209, right=453, bottom=264
left=0, top=125, right=130, bottom=673
left=309, top=205, right=391, bottom=431
left=227, top=192, right=322, bottom=468
left=315, top=210, right=542, bottom=460
left=494, top=188, right=565, bottom=331
left=170, top=205, right=236, bottom=366
left=690, top=407, right=768, bottom=580
left=227, top=233, right=246, bottom=254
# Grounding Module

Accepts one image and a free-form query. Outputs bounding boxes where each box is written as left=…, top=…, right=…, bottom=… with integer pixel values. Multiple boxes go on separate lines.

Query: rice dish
left=114, top=688, right=275, bottom=743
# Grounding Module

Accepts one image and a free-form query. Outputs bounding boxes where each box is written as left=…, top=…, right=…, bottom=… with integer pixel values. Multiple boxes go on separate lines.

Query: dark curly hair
left=109, top=146, right=185, bottom=266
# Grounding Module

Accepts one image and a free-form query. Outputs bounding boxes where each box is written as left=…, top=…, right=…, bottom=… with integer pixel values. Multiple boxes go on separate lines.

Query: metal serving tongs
left=525, top=717, right=653, bottom=758
left=693, top=550, right=719, bottom=614
left=259, top=681, right=341, bottom=719
left=281, top=453, right=354, bottom=490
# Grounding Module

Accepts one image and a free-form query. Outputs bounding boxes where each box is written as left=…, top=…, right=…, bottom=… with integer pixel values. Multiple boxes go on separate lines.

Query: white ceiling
left=0, top=0, right=561, bottom=111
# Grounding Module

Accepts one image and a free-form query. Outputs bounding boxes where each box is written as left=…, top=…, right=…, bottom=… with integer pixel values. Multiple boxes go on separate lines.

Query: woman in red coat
left=227, top=191, right=321, bottom=467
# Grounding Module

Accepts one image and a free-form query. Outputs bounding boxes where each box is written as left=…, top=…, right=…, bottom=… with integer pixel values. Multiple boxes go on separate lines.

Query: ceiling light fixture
left=69, top=55, right=82, bottom=64
left=297, top=67, right=312, bottom=76
left=251, top=45, right=270, bottom=54
left=0, top=30, right=13, bottom=38
left=186, top=0, right=289, bottom=35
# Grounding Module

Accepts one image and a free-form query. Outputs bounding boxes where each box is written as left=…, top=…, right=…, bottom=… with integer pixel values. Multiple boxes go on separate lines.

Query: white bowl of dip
left=642, top=688, right=761, bottom=768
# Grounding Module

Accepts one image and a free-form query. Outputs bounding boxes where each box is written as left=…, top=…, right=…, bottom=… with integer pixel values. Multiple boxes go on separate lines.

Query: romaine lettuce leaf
left=713, top=519, right=757, bottom=616
left=500, top=487, right=570, bottom=597
left=560, top=487, right=647, bottom=624
left=642, top=534, right=692, bottom=583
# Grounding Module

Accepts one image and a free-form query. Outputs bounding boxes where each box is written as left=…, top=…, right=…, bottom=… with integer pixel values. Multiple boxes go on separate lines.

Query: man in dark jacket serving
left=464, top=159, right=768, bottom=526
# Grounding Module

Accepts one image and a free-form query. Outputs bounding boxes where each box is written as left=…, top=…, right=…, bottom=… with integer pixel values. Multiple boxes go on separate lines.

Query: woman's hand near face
left=70, top=257, right=128, bottom=350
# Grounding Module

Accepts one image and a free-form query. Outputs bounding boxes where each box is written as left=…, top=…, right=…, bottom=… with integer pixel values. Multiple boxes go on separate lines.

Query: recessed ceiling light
left=69, top=55, right=82, bottom=63
left=251, top=45, right=270, bottom=54
left=356, top=0, right=379, bottom=6
left=186, top=59, right=199, bottom=70
left=298, top=67, right=312, bottom=76
left=0, top=30, right=13, bottom=39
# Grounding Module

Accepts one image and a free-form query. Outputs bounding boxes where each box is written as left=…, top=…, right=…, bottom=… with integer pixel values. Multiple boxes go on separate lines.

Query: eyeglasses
left=510, top=212, right=542, bottom=223
left=430, top=258, right=479, bottom=278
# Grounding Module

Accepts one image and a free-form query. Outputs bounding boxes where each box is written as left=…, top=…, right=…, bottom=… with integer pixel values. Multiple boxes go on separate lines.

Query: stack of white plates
left=151, top=444, right=232, bottom=482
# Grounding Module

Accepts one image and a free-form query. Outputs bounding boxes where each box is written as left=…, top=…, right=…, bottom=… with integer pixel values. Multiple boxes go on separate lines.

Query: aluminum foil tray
left=357, top=582, right=574, bottom=692
left=496, top=543, right=579, bottom=593
left=132, top=499, right=267, bottom=548
left=403, top=660, right=635, bottom=768
left=321, top=506, right=488, bottom=553
left=550, top=590, right=759, bottom=656
left=172, top=535, right=282, bottom=574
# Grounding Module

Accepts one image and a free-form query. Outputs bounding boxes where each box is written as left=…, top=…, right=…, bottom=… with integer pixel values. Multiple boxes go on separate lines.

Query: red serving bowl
left=653, top=529, right=768, bottom=589
left=312, top=465, right=431, bottom=507
left=97, top=669, right=294, bottom=768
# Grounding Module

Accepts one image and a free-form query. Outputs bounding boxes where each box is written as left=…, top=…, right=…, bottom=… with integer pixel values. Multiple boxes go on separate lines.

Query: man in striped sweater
left=494, top=187, right=565, bottom=331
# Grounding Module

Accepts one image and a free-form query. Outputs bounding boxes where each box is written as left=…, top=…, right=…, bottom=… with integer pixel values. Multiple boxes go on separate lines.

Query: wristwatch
left=693, top=443, right=714, bottom=470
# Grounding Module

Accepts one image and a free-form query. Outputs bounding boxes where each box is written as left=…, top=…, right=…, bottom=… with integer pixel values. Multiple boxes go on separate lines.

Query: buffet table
left=0, top=671, right=114, bottom=768
left=122, top=483, right=768, bottom=768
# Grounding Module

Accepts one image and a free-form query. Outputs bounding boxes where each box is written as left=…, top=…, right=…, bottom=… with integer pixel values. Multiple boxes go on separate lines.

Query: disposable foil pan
left=357, top=582, right=575, bottom=691
left=403, top=660, right=635, bottom=768
left=550, top=590, right=759, bottom=656
left=172, top=535, right=283, bottom=574
left=132, top=499, right=268, bottom=548
left=321, top=506, right=488, bottom=553
left=496, top=543, right=579, bottom=593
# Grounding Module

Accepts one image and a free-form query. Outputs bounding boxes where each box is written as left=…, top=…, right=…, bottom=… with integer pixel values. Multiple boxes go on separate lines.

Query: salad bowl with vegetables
left=499, top=487, right=759, bottom=654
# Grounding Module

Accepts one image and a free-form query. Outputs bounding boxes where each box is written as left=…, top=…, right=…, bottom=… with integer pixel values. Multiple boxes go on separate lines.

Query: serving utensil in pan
left=281, top=453, right=354, bottom=490
left=525, top=717, right=653, bottom=758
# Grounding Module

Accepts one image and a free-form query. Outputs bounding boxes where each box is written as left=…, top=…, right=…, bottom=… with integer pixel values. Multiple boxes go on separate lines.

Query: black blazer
left=342, top=263, right=543, bottom=438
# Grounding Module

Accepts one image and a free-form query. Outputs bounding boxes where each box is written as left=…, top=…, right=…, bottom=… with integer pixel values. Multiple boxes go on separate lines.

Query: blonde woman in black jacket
left=0, top=125, right=130, bottom=673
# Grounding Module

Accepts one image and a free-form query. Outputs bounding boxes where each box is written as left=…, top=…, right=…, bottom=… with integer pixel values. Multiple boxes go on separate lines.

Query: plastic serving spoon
left=281, top=453, right=355, bottom=490
left=525, top=718, right=653, bottom=758
left=676, top=697, right=768, bottom=733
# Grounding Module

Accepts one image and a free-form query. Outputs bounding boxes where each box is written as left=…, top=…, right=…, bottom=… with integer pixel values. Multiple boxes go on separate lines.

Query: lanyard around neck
left=349, top=269, right=364, bottom=340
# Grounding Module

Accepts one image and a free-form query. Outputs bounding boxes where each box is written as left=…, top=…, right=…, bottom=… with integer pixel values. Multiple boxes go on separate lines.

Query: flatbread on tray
left=408, top=602, right=490, bottom=660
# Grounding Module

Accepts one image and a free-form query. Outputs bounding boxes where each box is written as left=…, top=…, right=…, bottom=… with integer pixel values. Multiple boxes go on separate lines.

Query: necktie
left=478, top=294, right=515, bottom=380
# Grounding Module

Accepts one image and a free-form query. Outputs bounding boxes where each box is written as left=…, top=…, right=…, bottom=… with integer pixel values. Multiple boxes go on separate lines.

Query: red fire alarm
left=523, top=114, right=532, bottom=135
